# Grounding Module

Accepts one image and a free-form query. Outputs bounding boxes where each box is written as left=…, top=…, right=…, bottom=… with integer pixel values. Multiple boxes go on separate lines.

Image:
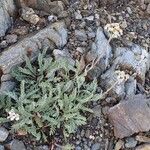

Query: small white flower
left=115, top=70, right=129, bottom=84
left=104, top=23, right=123, bottom=38
left=7, top=109, right=20, bottom=121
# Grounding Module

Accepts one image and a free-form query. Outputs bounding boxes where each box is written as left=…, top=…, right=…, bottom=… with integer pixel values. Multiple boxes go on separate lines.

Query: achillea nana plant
left=0, top=49, right=101, bottom=141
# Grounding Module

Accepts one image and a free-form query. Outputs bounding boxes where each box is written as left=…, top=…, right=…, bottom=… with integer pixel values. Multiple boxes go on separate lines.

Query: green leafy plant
left=0, top=49, right=101, bottom=142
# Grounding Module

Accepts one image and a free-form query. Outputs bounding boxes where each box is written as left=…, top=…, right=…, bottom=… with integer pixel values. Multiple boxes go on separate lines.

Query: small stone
left=5, top=34, right=18, bottom=44
left=75, top=146, right=82, bottom=150
left=75, top=30, right=87, bottom=41
left=10, top=140, right=26, bottom=150
left=91, top=143, right=101, bottom=150
left=0, top=145, right=4, bottom=150
left=12, top=26, right=29, bottom=36
left=48, top=15, right=57, bottom=22
left=146, top=3, right=150, bottom=14
left=36, top=145, right=49, bottom=150
left=136, top=135, right=150, bottom=143
left=75, top=11, right=82, bottom=20
left=125, top=137, right=137, bottom=148
left=86, top=16, right=94, bottom=21
left=127, top=7, right=132, bottom=14
left=0, top=127, right=9, bottom=142
left=121, top=20, right=127, bottom=29
left=115, top=140, right=124, bottom=150
left=0, top=40, right=8, bottom=49
left=136, top=144, right=150, bottom=150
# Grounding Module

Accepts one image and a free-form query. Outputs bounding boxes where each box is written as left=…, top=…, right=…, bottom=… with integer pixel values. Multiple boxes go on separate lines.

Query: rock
left=75, top=30, right=87, bottom=41
left=0, top=127, right=9, bottom=142
left=108, top=95, right=150, bottom=138
left=92, top=105, right=102, bottom=118
left=35, top=145, right=49, bottom=150
left=75, top=11, right=82, bottom=20
left=125, top=137, right=137, bottom=148
left=11, top=26, right=29, bottom=36
left=0, top=21, right=67, bottom=93
left=5, top=34, right=18, bottom=44
left=9, top=140, right=26, bottom=150
left=0, top=0, right=16, bottom=37
left=136, top=135, right=150, bottom=143
left=114, top=44, right=150, bottom=84
left=146, top=3, right=150, bottom=14
left=136, top=144, right=150, bottom=150
left=115, top=140, right=124, bottom=150
left=18, top=0, right=65, bottom=15
left=0, top=145, right=4, bottom=150
left=0, top=41, right=8, bottom=49
left=91, top=143, right=101, bottom=150
left=53, top=49, right=75, bottom=66
left=21, top=7, right=40, bottom=25
left=86, top=16, right=94, bottom=21
left=87, top=27, right=112, bottom=78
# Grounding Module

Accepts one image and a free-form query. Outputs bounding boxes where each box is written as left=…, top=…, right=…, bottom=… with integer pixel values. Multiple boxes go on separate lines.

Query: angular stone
left=87, top=27, right=112, bottom=78
left=136, top=144, right=150, bottom=150
left=0, top=127, right=9, bottom=142
left=114, top=44, right=150, bottom=84
left=0, top=0, right=16, bottom=37
left=108, top=95, right=150, bottom=138
left=10, top=140, right=26, bottom=150
left=0, top=21, right=67, bottom=93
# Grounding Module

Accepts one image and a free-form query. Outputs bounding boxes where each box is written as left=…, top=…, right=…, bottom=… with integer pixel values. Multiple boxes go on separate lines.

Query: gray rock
left=0, top=127, right=9, bottom=142
left=0, top=0, right=16, bottom=37
left=114, top=44, right=150, bottom=84
left=75, top=30, right=87, bottom=41
left=35, top=145, right=49, bottom=150
left=5, top=34, right=18, bottom=44
left=75, top=146, right=82, bottom=150
left=91, top=143, right=101, bottom=150
left=0, top=40, right=8, bottom=49
left=100, top=66, right=126, bottom=99
left=10, top=140, right=26, bottom=150
left=87, top=27, right=112, bottom=78
left=108, top=95, right=150, bottom=138
left=100, top=43, right=149, bottom=99
left=0, top=145, right=4, bottom=150
left=75, top=11, right=82, bottom=20
left=125, top=137, right=137, bottom=148
left=0, top=21, right=68, bottom=94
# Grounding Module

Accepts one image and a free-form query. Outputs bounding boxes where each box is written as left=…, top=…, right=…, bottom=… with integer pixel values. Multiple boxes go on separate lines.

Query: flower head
left=104, top=23, right=123, bottom=38
left=115, top=70, right=129, bottom=84
left=7, top=109, right=20, bottom=121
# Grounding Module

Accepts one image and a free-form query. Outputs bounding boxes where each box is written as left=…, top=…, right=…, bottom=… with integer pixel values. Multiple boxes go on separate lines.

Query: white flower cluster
left=104, top=23, right=123, bottom=38
left=115, top=70, right=129, bottom=84
left=7, top=109, right=20, bottom=121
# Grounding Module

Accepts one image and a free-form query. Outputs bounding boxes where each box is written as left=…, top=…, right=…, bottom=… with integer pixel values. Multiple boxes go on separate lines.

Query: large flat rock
left=108, top=95, right=150, bottom=138
left=0, top=21, right=67, bottom=93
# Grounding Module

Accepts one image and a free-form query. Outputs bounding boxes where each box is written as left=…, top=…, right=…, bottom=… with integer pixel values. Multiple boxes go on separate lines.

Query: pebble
left=125, top=137, right=138, bottom=148
left=0, top=145, right=4, bottom=150
left=115, top=140, right=124, bottom=150
left=0, top=40, right=8, bottom=49
left=86, top=16, right=94, bottom=21
left=75, top=146, right=82, bottom=150
left=5, top=34, right=18, bottom=44
left=127, top=7, right=132, bottom=14
left=36, top=145, right=49, bottom=150
left=75, top=30, right=87, bottom=41
left=0, top=127, right=9, bottom=142
left=75, top=11, right=82, bottom=20
left=91, top=143, right=101, bottom=150
left=10, top=140, right=26, bottom=150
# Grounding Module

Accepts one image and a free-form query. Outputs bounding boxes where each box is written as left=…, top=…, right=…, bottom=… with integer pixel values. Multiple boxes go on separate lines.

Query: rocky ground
left=0, top=0, right=150, bottom=150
